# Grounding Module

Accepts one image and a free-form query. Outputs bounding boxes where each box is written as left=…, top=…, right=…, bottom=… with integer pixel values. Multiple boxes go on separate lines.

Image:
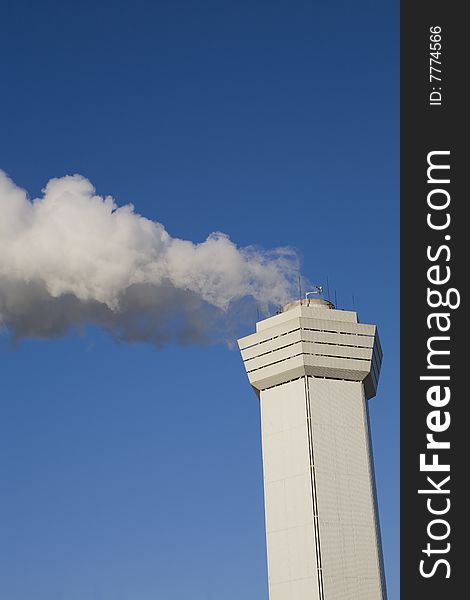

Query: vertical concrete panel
left=260, top=379, right=320, bottom=600
left=308, top=378, right=384, bottom=599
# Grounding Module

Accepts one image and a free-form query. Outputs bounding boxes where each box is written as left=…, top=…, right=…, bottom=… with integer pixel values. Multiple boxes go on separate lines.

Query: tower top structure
left=281, top=296, right=335, bottom=312
left=238, top=298, right=382, bottom=400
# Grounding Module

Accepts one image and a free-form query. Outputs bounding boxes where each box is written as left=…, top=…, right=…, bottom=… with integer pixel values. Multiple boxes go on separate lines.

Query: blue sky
left=0, top=1, right=399, bottom=598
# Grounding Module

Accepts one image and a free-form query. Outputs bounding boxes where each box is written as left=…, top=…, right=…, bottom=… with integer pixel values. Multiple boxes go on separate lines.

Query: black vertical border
left=401, top=3, right=466, bottom=598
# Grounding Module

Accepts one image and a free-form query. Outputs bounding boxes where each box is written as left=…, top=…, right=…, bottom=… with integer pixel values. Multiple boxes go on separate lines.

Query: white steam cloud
left=0, top=171, right=301, bottom=346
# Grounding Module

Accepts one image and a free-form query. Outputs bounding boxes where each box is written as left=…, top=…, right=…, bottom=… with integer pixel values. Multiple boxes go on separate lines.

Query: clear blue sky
left=0, top=1, right=399, bottom=598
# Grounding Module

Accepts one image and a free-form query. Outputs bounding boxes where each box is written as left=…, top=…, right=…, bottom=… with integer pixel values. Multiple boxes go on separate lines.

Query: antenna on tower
left=326, top=276, right=331, bottom=301
left=305, top=285, right=323, bottom=299
left=334, top=289, right=338, bottom=308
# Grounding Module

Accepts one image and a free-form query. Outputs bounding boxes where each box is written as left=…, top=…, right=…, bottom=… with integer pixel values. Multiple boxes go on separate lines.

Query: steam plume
left=0, top=171, right=301, bottom=346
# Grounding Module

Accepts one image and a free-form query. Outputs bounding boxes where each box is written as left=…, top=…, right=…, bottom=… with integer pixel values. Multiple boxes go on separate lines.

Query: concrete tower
left=238, top=297, right=386, bottom=600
